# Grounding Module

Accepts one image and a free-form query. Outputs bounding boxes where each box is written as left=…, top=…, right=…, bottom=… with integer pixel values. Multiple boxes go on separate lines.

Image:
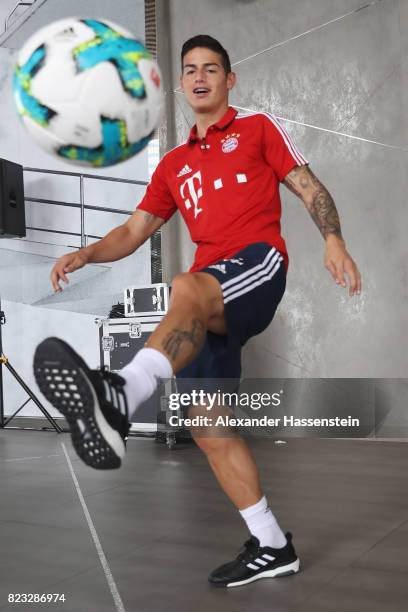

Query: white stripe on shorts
left=223, top=249, right=282, bottom=299
left=221, top=247, right=277, bottom=292
left=223, top=258, right=283, bottom=304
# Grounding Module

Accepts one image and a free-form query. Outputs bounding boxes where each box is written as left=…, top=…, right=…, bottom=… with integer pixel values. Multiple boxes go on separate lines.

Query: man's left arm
left=283, top=164, right=361, bottom=296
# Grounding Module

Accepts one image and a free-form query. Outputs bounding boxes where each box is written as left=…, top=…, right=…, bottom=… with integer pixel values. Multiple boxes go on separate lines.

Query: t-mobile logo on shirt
left=180, top=171, right=203, bottom=219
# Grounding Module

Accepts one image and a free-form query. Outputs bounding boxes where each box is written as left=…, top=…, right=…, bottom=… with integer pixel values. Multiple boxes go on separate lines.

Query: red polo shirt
left=137, top=106, right=308, bottom=271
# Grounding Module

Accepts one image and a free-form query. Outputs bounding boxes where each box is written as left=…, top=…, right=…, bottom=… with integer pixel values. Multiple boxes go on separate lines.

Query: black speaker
left=0, top=158, right=26, bottom=238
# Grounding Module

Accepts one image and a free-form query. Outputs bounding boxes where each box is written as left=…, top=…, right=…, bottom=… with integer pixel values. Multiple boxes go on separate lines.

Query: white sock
left=239, top=495, right=287, bottom=549
left=120, top=348, right=173, bottom=419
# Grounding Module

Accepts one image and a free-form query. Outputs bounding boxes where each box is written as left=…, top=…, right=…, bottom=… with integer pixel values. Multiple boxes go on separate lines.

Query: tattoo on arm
left=162, top=318, right=205, bottom=362
left=283, top=165, right=343, bottom=240
left=282, top=166, right=307, bottom=199
left=308, top=185, right=343, bottom=240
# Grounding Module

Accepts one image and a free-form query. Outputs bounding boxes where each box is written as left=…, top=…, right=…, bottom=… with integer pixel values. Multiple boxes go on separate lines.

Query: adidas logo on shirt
left=177, top=164, right=192, bottom=177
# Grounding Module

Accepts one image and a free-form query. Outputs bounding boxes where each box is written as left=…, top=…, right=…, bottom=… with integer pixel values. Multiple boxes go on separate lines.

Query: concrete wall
left=160, top=0, right=407, bottom=379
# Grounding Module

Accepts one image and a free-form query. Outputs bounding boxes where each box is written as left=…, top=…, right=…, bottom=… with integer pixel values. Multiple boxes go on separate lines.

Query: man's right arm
left=81, top=209, right=164, bottom=263
left=50, top=210, right=165, bottom=292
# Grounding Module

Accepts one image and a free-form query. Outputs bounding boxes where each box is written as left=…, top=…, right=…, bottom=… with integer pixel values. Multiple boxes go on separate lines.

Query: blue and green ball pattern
left=74, top=19, right=151, bottom=99
left=13, top=44, right=56, bottom=127
left=59, top=118, right=154, bottom=167
left=13, top=19, right=153, bottom=166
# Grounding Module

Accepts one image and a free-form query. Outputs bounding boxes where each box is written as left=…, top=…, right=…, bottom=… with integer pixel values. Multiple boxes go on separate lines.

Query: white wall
left=0, top=0, right=156, bottom=417
left=1, top=299, right=100, bottom=418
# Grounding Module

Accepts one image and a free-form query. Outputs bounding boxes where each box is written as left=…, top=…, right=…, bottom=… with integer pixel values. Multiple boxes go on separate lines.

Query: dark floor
left=0, top=430, right=407, bottom=612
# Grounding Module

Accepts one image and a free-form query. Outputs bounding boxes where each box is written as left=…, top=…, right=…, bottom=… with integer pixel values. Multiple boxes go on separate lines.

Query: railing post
left=4, top=1, right=33, bottom=33
left=79, top=175, right=85, bottom=248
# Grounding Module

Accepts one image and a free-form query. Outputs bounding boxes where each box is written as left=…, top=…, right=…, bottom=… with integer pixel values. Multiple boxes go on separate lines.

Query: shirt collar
left=188, top=106, right=238, bottom=143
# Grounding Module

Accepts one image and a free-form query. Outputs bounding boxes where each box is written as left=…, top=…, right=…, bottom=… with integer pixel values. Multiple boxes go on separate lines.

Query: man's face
left=180, top=47, right=236, bottom=114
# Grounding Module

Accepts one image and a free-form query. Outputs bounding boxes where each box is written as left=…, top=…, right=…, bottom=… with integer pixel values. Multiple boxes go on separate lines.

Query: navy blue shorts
left=176, top=242, right=286, bottom=389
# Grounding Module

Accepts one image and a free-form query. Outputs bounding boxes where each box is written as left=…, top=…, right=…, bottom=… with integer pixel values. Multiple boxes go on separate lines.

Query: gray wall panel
left=160, top=0, right=407, bottom=379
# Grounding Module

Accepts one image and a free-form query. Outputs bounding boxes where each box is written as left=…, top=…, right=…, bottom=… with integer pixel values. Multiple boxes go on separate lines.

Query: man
left=34, top=35, right=361, bottom=588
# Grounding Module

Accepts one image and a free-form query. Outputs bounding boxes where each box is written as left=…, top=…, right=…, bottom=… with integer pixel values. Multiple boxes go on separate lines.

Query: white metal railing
left=4, top=1, right=34, bottom=33
left=23, top=167, right=148, bottom=249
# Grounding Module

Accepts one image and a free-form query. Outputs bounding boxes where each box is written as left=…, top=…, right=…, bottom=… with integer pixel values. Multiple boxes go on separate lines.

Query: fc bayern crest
left=221, top=132, right=240, bottom=153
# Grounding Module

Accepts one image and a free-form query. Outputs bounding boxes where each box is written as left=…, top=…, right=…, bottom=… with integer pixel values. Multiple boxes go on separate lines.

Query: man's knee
left=170, top=273, right=210, bottom=316
left=171, top=273, right=202, bottom=302
left=189, top=408, right=236, bottom=454
left=171, top=272, right=224, bottom=323
left=191, top=433, right=231, bottom=455
left=171, top=272, right=197, bottom=294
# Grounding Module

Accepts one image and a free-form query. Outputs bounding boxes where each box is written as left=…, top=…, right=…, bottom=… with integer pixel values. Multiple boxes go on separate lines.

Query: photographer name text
left=168, top=415, right=360, bottom=428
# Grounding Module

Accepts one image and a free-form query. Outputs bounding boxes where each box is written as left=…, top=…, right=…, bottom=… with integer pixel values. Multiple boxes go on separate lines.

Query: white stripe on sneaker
left=246, top=563, right=260, bottom=570
left=227, top=558, right=300, bottom=587
left=103, top=379, right=112, bottom=402
left=117, top=392, right=126, bottom=417
left=254, top=558, right=268, bottom=566
left=262, top=553, right=276, bottom=561
left=80, top=368, right=125, bottom=460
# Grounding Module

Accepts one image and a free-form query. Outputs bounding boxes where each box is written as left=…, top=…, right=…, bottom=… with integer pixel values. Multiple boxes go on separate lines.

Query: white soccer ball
left=13, top=17, right=164, bottom=167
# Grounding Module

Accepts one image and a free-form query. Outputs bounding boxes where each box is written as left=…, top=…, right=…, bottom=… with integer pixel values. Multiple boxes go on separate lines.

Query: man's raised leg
left=32, top=271, right=225, bottom=469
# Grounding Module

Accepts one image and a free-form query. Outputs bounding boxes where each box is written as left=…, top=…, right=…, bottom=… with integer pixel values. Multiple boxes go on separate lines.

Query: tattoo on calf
left=162, top=319, right=205, bottom=361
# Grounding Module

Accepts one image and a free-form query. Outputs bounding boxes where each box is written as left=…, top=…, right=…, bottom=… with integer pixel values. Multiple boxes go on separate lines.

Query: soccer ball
left=13, top=18, right=164, bottom=167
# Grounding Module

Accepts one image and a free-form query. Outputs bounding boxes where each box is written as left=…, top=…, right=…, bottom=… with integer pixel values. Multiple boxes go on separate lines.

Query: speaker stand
left=0, top=300, right=63, bottom=432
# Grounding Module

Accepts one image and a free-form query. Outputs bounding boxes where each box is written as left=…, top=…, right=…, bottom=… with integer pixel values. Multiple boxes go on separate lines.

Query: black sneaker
left=208, top=532, right=300, bottom=588
left=33, top=337, right=130, bottom=470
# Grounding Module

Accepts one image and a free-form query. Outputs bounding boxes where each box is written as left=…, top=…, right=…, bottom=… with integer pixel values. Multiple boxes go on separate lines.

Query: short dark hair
left=181, top=35, right=231, bottom=74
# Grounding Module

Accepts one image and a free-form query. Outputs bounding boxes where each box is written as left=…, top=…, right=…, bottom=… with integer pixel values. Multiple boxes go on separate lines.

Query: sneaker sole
left=211, top=558, right=300, bottom=588
left=34, top=337, right=125, bottom=470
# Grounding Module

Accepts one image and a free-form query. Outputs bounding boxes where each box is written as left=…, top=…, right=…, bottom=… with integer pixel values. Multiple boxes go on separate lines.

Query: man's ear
left=227, top=71, right=237, bottom=91
left=179, top=74, right=184, bottom=92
